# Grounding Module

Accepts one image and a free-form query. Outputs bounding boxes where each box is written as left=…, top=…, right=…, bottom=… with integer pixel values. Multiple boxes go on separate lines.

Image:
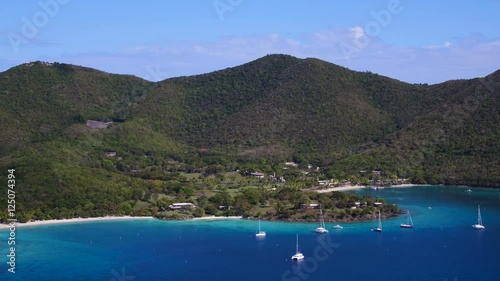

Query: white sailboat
left=255, top=219, right=266, bottom=237
left=314, top=207, right=329, bottom=233
left=291, top=234, right=304, bottom=261
left=372, top=210, right=382, bottom=232
left=400, top=209, right=414, bottom=228
left=471, top=205, right=485, bottom=230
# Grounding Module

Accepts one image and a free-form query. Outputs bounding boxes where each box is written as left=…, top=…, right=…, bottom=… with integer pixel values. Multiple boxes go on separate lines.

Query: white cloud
left=350, top=26, right=365, bottom=40
left=424, top=41, right=454, bottom=50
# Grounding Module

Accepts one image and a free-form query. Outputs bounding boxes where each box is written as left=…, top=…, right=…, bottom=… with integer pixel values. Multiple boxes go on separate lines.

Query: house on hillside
left=301, top=203, right=320, bottom=209
left=104, top=151, right=117, bottom=157
left=168, top=203, right=196, bottom=210
left=86, top=120, right=113, bottom=129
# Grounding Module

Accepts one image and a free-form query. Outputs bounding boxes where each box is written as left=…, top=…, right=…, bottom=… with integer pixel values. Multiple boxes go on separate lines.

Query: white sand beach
left=0, top=215, right=243, bottom=229
left=315, top=183, right=423, bottom=193
left=0, top=216, right=154, bottom=229
left=387, top=184, right=424, bottom=188
left=192, top=216, right=243, bottom=221
left=316, top=185, right=367, bottom=193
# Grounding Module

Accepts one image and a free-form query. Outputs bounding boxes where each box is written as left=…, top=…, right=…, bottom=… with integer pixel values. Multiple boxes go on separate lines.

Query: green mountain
left=0, top=56, right=498, bottom=221
left=133, top=55, right=499, bottom=186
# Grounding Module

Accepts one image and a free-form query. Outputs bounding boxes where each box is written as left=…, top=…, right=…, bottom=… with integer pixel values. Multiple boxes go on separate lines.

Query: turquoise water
left=1, top=186, right=499, bottom=281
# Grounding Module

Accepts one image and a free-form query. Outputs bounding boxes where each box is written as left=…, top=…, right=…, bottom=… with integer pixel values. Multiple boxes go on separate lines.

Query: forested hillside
left=0, top=56, right=498, bottom=221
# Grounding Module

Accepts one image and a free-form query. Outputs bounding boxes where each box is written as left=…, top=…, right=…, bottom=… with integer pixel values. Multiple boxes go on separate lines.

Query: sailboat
left=314, top=207, right=329, bottom=233
left=372, top=210, right=382, bottom=232
left=400, top=209, right=414, bottom=228
left=291, top=234, right=304, bottom=261
left=471, top=205, right=485, bottom=230
left=255, top=219, right=266, bottom=237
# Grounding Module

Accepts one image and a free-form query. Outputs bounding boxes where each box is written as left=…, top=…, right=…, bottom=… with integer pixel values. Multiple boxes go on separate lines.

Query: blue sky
left=1, top=0, right=499, bottom=83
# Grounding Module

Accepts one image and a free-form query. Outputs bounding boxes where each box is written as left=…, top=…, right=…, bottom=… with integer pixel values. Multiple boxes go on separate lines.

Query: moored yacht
left=400, top=209, right=414, bottom=228
left=291, top=234, right=304, bottom=261
left=471, top=205, right=485, bottom=230
left=255, top=219, right=266, bottom=237
left=314, top=207, right=329, bottom=234
left=372, top=210, right=382, bottom=232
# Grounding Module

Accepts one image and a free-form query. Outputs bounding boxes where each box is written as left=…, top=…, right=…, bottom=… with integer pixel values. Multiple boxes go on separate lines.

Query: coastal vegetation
left=0, top=56, right=498, bottom=222
left=153, top=172, right=400, bottom=222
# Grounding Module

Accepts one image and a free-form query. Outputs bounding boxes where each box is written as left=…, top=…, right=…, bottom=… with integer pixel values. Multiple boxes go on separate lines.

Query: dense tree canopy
left=0, top=57, right=498, bottom=221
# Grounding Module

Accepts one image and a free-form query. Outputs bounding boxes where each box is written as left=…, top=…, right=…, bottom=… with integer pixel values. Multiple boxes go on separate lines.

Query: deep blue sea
left=1, top=186, right=500, bottom=281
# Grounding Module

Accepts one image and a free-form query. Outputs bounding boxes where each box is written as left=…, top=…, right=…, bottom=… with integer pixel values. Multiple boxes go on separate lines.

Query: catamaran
left=400, top=209, right=414, bottom=228
left=255, top=219, right=266, bottom=237
left=372, top=210, right=382, bottom=232
left=291, top=234, right=304, bottom=261
left=471, top=205, right=485, bottom=230
left=314, top=207, right=329, bottom=233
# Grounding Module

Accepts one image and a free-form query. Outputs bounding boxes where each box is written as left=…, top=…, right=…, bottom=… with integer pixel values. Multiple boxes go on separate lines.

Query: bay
left=1, top=186, right=499, bottom=281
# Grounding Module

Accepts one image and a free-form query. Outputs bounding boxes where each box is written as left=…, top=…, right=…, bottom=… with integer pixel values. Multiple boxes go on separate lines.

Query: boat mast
left=320, top=207, right=325, bottom=228
left=378, top=210, right=382, bottom=229
left=478, top=205, right=482, bottom=226
left=296, top=234, right=299, bottom=253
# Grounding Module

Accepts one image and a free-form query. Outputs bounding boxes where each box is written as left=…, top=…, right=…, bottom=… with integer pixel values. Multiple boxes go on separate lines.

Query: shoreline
left=315, top=185, right=365, bottom=193
left=0, top=216, right=154, bottom=229
left=191, top=216, right=243, bottom=221
left=0, top=185, right=488, bottom=229
left=315, top=184, right=425, bottom=193
left=0, top=215, right=244, bottom=229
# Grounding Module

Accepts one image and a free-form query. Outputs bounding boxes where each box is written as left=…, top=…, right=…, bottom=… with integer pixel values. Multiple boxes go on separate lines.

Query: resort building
left=301, top=203, right=320, bottom=209
left=168, top=203, right=196, bottom=210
